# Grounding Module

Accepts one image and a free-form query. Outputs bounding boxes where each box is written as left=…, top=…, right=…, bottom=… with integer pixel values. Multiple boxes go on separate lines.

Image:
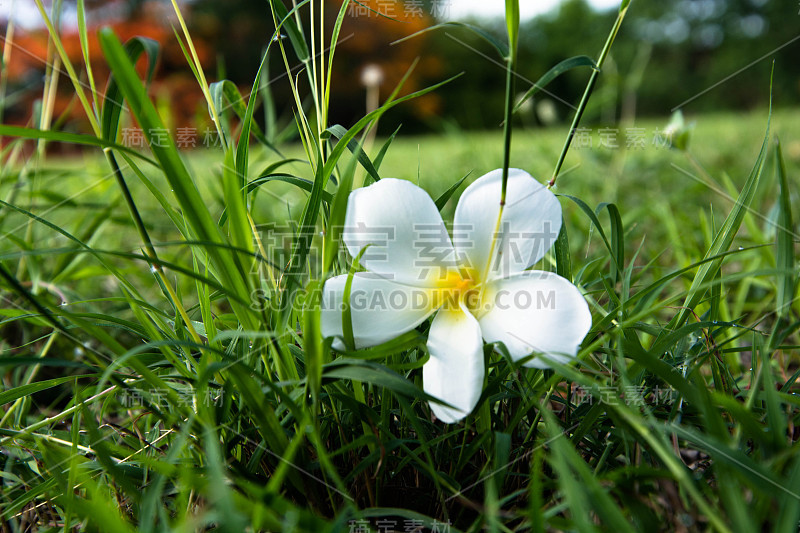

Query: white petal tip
left=430, top=404, right=468, bottom=424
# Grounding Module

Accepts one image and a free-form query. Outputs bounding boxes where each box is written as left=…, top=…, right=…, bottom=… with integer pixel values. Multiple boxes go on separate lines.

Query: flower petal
left=321, top=273, right=437, bottom=351
left=478, top=271, right=591, bottom=368
left=423, top=304, right=485, bottom=423
left=453, top=169, right=561, bottom=281
left=343, top=178, right=458, bottom=286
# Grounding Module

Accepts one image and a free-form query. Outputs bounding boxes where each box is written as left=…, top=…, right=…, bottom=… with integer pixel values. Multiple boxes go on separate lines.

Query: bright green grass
left=1, top=107, right=799, bottom=532
left=1, top=3, right=799, bottom=529
left=13, top=107, right=796, bottom=309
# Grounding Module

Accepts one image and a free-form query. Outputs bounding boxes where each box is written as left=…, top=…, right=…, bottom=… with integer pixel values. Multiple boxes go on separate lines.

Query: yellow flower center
left=434, top=267, right=481, bottom=313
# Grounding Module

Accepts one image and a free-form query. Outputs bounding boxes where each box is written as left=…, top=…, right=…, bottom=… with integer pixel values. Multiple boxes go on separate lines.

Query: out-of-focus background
left=1, top=0, right=798, bottom=145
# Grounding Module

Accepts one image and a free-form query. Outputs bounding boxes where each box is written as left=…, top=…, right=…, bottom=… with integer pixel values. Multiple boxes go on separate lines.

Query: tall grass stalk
left=549, top=0, right=631, bottom=189
left=0, top=2, right=16, bottom=146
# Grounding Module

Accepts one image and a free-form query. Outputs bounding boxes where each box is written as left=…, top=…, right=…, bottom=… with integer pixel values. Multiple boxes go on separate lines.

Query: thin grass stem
left=549, top=1, right=631, bottom=189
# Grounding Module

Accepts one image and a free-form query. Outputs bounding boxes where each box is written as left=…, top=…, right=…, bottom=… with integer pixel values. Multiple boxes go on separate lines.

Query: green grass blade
left=393, top=22, right=509, bottom=59
left=98, top=28, right=258, bottom=331
left=0, top=124, right=157, bottom=165
left=210, top=79, right=281, bottom=158
left=514, top=55, right=597, bottom=113
left=237, top=1, right=311, bottom=182
left=554, top=219, right=573, bottom=280
left=324, top=0, right=353, bottom=117
left=303, top=279, right=326, bottom=405
left=373, top=125, right=402, bottom=171
left=268, top=0, right=310, bottom=62
left=76, top=0, right=98, bottom=112
left=775, top=457, right=800, bottom=533
left=325, top=124, right=382, bottom=183
left=223, top=148, right=253, bottom=256
left=597, top=202, right=625, bottom=284
left=543, top=409, right=635, bottom=532
left=434, top=172, right=469, bottom=211
left=671, top=109, right=771, bottom=328
left=773, top=138, right=795, bottom=318
left=101, top=36, right=160, bottom=142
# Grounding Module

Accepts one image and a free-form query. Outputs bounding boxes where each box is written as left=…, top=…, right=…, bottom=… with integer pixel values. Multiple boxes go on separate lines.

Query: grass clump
left=1, top=1, right=799, bottom=531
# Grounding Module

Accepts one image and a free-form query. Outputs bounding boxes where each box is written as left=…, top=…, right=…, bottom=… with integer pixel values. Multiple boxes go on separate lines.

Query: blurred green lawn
left=10, top=106, right=799, bottom=286
left=379, top=108, right=800, bottom=205
left=262, top=107, right=799, bottom=267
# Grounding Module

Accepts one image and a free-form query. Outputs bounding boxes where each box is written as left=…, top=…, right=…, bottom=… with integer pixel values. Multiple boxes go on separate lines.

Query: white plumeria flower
left=321, top=169, right=592, bottom=423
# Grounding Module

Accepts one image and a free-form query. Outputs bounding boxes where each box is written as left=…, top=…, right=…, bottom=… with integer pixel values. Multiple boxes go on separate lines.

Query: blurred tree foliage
left=190, top=0, right=441, bottom=132
left=188, top=0, right=799, bottom=132
left=2, top=1, right=213, bottom=135
left=3, top=0, right=798, bottom=135
left=430, top=0, right=800, bottom=131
